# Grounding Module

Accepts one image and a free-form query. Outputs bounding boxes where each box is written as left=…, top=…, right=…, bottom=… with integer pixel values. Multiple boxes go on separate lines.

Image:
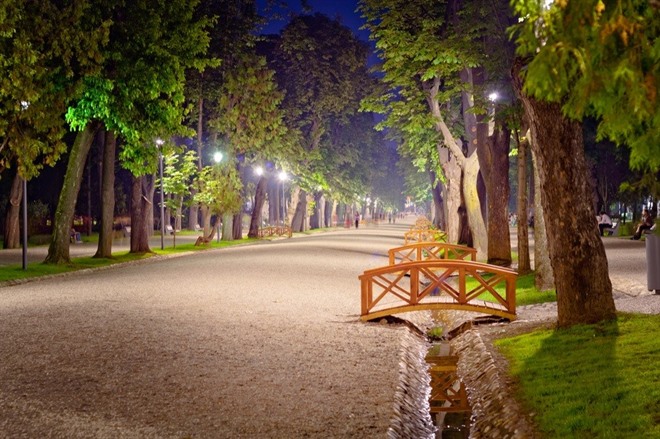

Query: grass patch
left=495, top=314, right=660, bottom=438
left=465, top=272, right=556, bottom=306
left=0, top=238, right=258, bottom=283
left=0, top=252, right=153, bottom=282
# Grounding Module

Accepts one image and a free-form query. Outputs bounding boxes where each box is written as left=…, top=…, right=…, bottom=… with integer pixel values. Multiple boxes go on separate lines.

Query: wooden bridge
left=258, top=225, right=292, bottom=239
left=359, top=246, right=517, bottom=321
left=403, top=217, right=448, bottom=244
left=389, top=242, right=476, bottom=265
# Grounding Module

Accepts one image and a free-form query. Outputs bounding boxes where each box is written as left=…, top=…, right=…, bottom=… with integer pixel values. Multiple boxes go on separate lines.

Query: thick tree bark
left=438, top=148, right=462, bottom=243
left=94, top=130, right=116, bottom=258
left=3, top=172, right=22, bottom=249
left=532, top=149, right=555, bottom=290
left=513, top=59, right=615, bottom=327
left=291, top=189, right=307, bottom=232
left=221, top=213, right=233, bottom=241
left=515, top=131, right=531, bottom=274
left=324, top=199, right=333, bottom=227
left=429, top=170, right=445, bottom=230
left=309, top=192, right=323, bottom=229
left=481, top=125, right=512, bottom=266
left=248, top=175, right=268, bottom=238
left=45, top=123, right=99, bottom=264
left=463, top=154, right=487, bottom=258
left=129, top=175, right=152, bottom=253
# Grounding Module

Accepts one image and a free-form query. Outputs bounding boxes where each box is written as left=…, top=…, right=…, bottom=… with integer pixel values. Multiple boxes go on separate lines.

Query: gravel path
left=0, top=221, right=656, bottom=438
left=0, top=225, right=411, bottom=438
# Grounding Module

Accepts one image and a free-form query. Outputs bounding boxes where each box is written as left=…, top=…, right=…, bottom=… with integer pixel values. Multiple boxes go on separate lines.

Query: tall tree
left=45, top=0, right=211, bottom=262
left=270, top=14, right=372, bottom=232
left=510, top=0, right=657, bottom=325
left=0, top=0, right=108, bottom=248
left=361, top=0, right=491, bottom=258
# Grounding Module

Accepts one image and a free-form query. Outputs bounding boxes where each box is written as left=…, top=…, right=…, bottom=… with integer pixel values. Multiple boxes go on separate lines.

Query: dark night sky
left=256, top=0, right=370, bottom=42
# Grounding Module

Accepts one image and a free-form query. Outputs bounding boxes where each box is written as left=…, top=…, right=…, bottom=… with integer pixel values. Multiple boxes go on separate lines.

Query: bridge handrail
left=258, top=225, right=292, bottom=239
left=404, top=228, right=448, bottom=244
left=359, top=259, right=517, bottom=321
left=388, top=242, right=476, bottom=265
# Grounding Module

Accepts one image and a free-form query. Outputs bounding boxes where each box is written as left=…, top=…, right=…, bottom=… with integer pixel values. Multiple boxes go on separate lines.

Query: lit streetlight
left=277, top=171, right=288, bottom=225
left=214, top=151, right=223, bottom=242
left=255, top=166, right=264, bottom=176
left=20, top=100, right=29, bottom=269
left=156, top=138, right=165, bottom=250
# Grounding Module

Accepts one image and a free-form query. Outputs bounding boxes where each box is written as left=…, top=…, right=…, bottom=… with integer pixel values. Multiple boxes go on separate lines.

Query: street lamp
left=255, top=166, right=264, bottom=177
left=156, top=138, right=165, bottom=250
left=20, top=100, right=29, bottom=269
left=278, top=171, right=288, bottom=225
left=214, top=152, right=223, bottom=242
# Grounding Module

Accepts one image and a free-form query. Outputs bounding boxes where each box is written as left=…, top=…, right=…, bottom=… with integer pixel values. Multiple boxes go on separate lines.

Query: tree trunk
left=532, top=148, right=555, bottom=290
left=94, top=130, right=116, bottom=258
left=463, top=153, right=487, bottom=259
left=324, top=199, right=333, bottom=227
left=129, top=175, right=152, bottom=253
left=482, top=125, right=512, bottom=266
left=310, top=192, right=323, bottom=229
left=45, top=123, right=99, bottom=264
left=248, top=175, right=268, bottom=238
left=513, top=59, right=615, bottom=327
left=438, top=148, right=462, bottom=243
left=221, top=213, right=233, bottom=241
left=268, top=179, right=277, bottom=224
left=144, top=175, right=155, bottom=239
left=3, top=172, right=22, bottom=249
left=291, top=189, right=307, bottom=232
left=515, top=130, right=531, bottom=274
left=429, top=170, right=445, bottom=230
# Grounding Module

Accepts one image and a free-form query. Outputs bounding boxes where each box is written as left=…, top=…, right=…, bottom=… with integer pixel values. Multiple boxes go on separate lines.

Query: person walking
left=355, top=212, right=360, bottom=229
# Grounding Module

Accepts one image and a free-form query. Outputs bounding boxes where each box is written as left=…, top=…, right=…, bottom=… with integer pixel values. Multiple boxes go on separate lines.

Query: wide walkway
left=0, top=222, right=410, bottom=438
left=0, top=220, right=656, bottom=437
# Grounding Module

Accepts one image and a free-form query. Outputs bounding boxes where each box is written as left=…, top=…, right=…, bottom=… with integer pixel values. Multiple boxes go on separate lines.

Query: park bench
left=194, top=227, right=216, bottom=246
left=122, top=226, right=131, bottom=238
left=604, top=221, right=619, bottom=236
left=643, top=224, right=657, bottom=235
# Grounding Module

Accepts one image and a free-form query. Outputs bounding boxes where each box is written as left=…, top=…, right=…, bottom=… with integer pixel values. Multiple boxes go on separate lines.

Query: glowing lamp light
left=213, top=151, right=223, bottom=163
left=488, top=92, right=498, bottom=102
left=278, top=171, right=288, bottom=181
left=255, top=166, right=264, bottom=176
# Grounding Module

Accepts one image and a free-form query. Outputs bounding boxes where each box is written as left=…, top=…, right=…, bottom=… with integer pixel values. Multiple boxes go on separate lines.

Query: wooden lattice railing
left=258, top=225, right=292, bottom=239
left=403, top=218, right=447, bottom=244
left=388, top=242, right=476, bottom=265
left=359, top=260, right=517, bottom=321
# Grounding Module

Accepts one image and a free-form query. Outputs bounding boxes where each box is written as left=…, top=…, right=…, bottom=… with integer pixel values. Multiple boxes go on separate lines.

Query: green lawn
left=0, top=238, right=259, bottom=283
left=495, top=313, right=660, bottom=438
left=465, top=272, right=556, bottom=306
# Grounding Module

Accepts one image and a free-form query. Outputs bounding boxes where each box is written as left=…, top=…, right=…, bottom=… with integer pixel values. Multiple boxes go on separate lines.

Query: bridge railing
left=359, top=260, right=516, bottom=321
left=388, top=242, right=477, bottom=265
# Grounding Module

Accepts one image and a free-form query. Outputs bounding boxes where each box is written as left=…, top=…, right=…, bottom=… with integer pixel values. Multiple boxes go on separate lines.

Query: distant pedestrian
left=355, top=212, right=360, bottom=229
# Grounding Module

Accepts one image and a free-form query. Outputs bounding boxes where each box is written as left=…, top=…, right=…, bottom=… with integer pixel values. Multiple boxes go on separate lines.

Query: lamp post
left=278, top=171, right=288, bottom=225
left=20, top=101, right=29, bottom=270
left=214, top=151, right=223, bottom=242
left=156, top=138, right=165, bottom=250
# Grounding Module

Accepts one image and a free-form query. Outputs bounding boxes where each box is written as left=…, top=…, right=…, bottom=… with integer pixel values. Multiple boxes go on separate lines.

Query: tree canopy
left=511, top=0, right=660, bottom=170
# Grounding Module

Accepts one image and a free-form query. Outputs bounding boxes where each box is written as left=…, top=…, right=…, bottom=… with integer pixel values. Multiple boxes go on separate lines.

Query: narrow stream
left=426, top=341, right=471, bottom=438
